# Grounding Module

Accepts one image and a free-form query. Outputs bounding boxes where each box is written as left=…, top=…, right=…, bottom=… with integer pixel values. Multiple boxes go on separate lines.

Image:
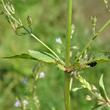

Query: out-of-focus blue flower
left=85, top=54, right=88, bottom=58
left=71, top=71, right=76, bottom=77
left=23, top=77, right=27, bottom=84
left=14, top=101, right=21, bottom=107
left=56, top=38, right=62, bottom=44
left=14, top=100, right=29, bottom=107
left=23, top=100, right=29, bottom=105
left=40, top=72, right=45, bottom=78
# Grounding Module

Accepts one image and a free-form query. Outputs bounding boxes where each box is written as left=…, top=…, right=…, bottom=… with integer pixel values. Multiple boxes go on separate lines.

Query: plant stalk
left=65, top=0, right=72, bottom=68
left=64, top=72, right=71, bottom=110
left=64, top=0, right=72, bottom=109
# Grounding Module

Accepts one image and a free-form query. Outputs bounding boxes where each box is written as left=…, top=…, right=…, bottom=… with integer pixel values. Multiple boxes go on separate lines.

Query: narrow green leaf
left=28, top=50, right=57, bottom=64
left=99, top=74, right=109, bottom=101
left=56, top=64, right=65, bottom=71
left=3, top=50, right=58, bottom=64
left=76, top=52, right=110, bottom=67
left=88, top=52, right=110, bottom=64
left=92, top=104, right=110, bottom=110
left=91, top=103, right=103, bottom=110
left=3, top=53, right=37, bottom=60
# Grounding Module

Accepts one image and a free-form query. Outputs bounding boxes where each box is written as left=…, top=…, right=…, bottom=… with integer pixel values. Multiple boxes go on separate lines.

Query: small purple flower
left=23, top=77, right=27, bottom=84
left=39, top=72, right=45, bottom=78
left=64, top=63, right=65, bottom=66
left=14, top=101, right=21, bottom=107
left=71, top=71, right=76, bottom=77
left=23, top=100, right=29, bottom=105
left=85, top=54, right=88, bottom=58
left=14, top=100, right=29, bottom=107
left=56, top=38, right=62, bottom=44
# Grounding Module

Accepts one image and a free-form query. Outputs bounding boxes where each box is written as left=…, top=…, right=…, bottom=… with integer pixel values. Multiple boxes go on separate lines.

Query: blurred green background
left=0, top=0, right=110, bottom=110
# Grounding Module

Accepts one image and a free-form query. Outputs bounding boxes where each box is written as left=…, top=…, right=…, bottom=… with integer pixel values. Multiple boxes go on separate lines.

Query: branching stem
left=1, top=0, right=63, bottom=65
left=22, top=26, right=63, bottom=64
left=72, top=19, right=110, bottom=66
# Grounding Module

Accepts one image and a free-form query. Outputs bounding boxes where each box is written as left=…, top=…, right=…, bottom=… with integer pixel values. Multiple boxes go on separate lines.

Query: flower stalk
left=22, top=26, right=63, bottom=64
left=72, top=19, right=110, bottom=66
left=1, top=0, right=63, bottom=65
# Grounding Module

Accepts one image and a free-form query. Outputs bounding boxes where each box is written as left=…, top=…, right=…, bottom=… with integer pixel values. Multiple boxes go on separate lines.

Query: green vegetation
left=0, top=0, right=110, bottom=110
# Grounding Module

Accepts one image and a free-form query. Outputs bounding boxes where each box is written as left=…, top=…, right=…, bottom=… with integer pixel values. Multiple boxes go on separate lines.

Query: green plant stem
left=32, top=67, right=39, bottom=97
left=64, top=72, right=71, bottom=110
left=72, top=19, right=110, bottom=65
left=65, top=0, right=72, bottom=68
left=64, top=0, right=72, bottom=110
left=22, top=26, right=63, bottom=65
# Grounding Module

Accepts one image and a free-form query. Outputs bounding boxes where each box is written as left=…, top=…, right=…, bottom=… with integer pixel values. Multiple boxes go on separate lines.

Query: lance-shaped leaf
left=2, top=50, right=65, bottom=71
left=76, top=52, right=110, bottom=67
left=92, top=102, right=110, bottom=110
left=88, top=52, right=110, bottom=63
left=3, top=53, right=37, bottom=60
left=91, top=103, right=104, bottom=110
left=3, top=50, right=57, bottom=64
left=99, top=74, right=109, bottom=101
left=28, top=50, right=57, bottom=64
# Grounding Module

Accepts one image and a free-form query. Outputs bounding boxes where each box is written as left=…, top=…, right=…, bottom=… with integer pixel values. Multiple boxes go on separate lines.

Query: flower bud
left=27, top=15, right=32, bottom=26
left=72, top=87, right=82, bottom=92
left=70, top=51, right=72, bottom=57
left=6, top=3, right=15, bottom=14
left=6, top=16, right=18, bottom=31
left=71, top=46, right=79, bottom=50
left=91, top=85, right=97, bottom=90
left=86, top=95, right=92, bottom=101
left=12, top=24, right=17, bottom=31
left=10, top=4, right=15, bottom=14
left=71, top=24, right=75, bottom=35
left=91, top=16, right=97, bottom=27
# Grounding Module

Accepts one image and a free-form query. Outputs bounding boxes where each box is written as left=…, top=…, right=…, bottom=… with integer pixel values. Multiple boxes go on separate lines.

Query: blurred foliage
left=0, top=0, right=110, bottom=110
